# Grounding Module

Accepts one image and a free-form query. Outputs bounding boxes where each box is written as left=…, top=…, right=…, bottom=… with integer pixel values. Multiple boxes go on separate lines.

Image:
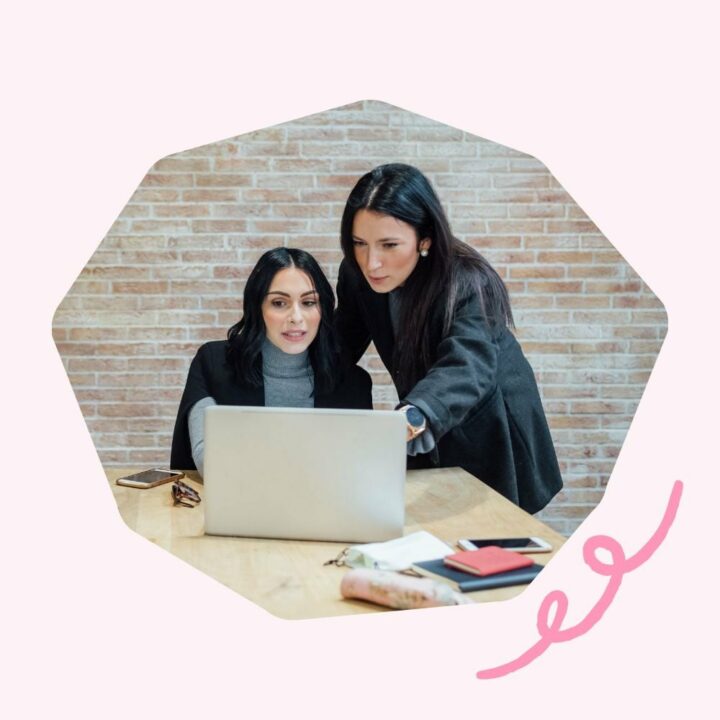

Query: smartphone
left=116, top=468, right=185, bottom=489
left=457, top=537, right=552, bottom=553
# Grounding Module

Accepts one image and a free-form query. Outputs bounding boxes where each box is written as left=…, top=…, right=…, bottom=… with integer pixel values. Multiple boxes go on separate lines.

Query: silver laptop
left=203, top=405, right=407, bottom=542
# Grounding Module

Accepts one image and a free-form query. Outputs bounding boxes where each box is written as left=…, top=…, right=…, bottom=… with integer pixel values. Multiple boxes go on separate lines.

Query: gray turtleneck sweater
left=187, top=339, right=314, bottom=475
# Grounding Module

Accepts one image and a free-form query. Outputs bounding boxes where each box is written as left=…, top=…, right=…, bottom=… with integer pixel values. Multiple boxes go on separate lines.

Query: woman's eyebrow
left=352, top=234, right=403, bottom=242
left=266, top=290, right=318, bottom=297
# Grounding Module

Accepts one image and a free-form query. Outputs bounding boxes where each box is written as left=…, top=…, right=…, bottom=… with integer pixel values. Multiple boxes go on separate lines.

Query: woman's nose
left=289, top=303, right=303, bottom=323
left=367, top=249, right=382, bottom=270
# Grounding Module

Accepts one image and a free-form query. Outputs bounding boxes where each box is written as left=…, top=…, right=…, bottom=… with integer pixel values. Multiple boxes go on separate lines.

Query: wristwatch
left=399, top=404, right=426, bottom=441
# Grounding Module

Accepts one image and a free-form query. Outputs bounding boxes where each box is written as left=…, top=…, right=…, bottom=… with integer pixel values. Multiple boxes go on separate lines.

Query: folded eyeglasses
left=171, top=479, right=201, bottom=508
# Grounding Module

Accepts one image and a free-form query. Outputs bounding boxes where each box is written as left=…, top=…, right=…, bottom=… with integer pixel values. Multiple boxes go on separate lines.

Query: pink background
left=4, top=2, right=718, bottom=716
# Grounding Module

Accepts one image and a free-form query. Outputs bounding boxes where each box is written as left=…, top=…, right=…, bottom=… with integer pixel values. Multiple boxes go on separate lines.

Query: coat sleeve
left=334, top=259, right=372, bottom=364
left=402, top=293, right=499, bottom=441
left=170, top=344, right=215, bottom=470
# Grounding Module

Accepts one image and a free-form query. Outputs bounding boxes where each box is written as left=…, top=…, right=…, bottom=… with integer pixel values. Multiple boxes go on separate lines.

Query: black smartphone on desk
left=116, top=468, right=184, bottom=489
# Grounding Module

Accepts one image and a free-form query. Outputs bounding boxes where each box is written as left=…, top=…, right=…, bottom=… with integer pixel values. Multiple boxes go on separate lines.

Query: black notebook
left=412, top=558, right=544, bottom=592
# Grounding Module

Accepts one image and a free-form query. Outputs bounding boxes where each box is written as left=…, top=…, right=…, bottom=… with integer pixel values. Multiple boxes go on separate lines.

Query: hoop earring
left=420, top=248, right=429, bottom=257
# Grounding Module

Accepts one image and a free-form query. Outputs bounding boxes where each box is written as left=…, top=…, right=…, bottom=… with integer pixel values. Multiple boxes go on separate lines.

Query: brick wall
left=52, top=100, right=666, bottom=536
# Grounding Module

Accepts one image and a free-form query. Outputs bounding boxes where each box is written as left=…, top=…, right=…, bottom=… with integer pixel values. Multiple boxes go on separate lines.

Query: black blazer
left=170, top=340, right=373, bottom=471
left=335, top=260, right=562, bottom=514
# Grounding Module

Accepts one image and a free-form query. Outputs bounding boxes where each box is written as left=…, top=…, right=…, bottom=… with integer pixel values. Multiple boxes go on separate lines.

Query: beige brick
left=154, top=204, right=211, bottom=218
left=628, top=340, right=665, bottom=353
left=242, top=188, right=299, bottom=202
left=494, top=174, right=549, bottom=189
left=213, top=265, right=252, bottom=279
left=555, top=296, right=611, bottom=308
left=112, top=281, right=169, bottom=294
left=191, top=220, right=248, bottom=233
left=255, top=174, right=315, bottom=188
left=183, top=189, right=239, bottom=202
left=143, top=173, right=193, bottom=187
left=213, top=158, right=271, bottom=172
left=523, top=236, right=580, bottom=249
left=238, top=127, right=287, bottom=143
left=418, top=142, right=478, bottom=157
left=488, top=220, right=545, bottom=233
left=299, top=189, right=351, bottom=203
left=549, top=416, right=600, bottom=429
left=572, top=401, right=627, bottom=414
left=613, top=295, right=665, bottom=309
left=102, top=236, right=167, bottom=250
left=98, top=403, right=158, bottom=417
left=512, top=296, right=554, bottom=308
left=631, top=311, right=668, bottom=324
left=251, top=220, right=308, bottom=233
left=536, top=189, right=574, bottom=203
left=451, top=203, right=507, bottom=219
left=541, top=505, right=594, bottom=519
left=568, top=265, right=623, bottom=278
left=587, top=280, right=642, bottom=293
left=120, top=205, right=150, bottom=218
left=240, top=142, right=301, bottom=157
left=520, top=341, right=569, bottom=353
left=509, top=204, right=566, bottom=219
left=128, top=450, right=167, bottom=464
left=98, top=449, right=129, bottom=464
left=546, top=220, right=599, bottom=234
left=137, top=296, right=202, bottom=310
left=152, top=158, right=211, bottom=172
left=510, top=266, right=564, bottom=279
left=130, top=189, right=180, bottom=202
left=271, top=158, right=334, bottom=172
left=436, top=174, right=491, bottom=189
left=152, top=265, right=211, bottom=280
left=195, top=173, right=253, bottom=187
left=526, top=281, right=583, bottom=293
left=346, top=128, right=404, bottom=142
left=130, top=220, right=191, bottom=233
left=466, top=236, right=522, bottom=249
left=226, top=236, right=290, bottom=249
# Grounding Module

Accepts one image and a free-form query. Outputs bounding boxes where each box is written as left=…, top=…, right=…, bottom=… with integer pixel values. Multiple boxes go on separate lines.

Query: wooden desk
left=108, top=467, right=565, bottom=619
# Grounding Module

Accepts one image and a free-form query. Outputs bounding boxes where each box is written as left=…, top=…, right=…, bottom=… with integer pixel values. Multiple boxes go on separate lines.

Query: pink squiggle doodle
left=476, top=480, right=683, bottom=679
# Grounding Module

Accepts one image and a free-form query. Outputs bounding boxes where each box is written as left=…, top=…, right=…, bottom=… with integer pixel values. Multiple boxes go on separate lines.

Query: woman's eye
left=271, top=300, right=286, bottom=308
left=352, top=240, right=366, bottom=247
left=383, top=243, right=398, bottom=249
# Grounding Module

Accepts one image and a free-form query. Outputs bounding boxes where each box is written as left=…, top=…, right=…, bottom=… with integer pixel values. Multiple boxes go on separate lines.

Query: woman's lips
left=368, top=275, right=388, bottom=285
left=282, top=331, right=307, bottom=342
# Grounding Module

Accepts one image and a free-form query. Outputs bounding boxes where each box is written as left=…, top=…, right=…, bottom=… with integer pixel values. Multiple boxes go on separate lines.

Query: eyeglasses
left=171, top=479, right=201, bottom=508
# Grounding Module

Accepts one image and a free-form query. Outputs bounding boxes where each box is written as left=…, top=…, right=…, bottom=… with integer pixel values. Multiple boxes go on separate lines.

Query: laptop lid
left=203, top=406, right=407, bottom=543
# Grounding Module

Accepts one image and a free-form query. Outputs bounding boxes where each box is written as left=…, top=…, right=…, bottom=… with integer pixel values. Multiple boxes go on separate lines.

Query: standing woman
left=171, top=247, right=372, bottom=475
left=335, top=164, right=562, bottom=514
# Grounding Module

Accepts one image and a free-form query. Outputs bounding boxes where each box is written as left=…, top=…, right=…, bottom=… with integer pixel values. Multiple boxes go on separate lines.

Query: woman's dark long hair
left=340, top=163, right=513, bottom=389
left=226, top=247, right=340, bottom=394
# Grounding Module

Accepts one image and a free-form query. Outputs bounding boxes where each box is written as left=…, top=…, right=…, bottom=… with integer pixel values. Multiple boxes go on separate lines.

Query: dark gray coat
left=335, top=261, right=562, bottom=514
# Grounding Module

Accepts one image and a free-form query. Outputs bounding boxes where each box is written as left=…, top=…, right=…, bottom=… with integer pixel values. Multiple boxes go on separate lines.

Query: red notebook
left=443, top=546, right=534, bottom=577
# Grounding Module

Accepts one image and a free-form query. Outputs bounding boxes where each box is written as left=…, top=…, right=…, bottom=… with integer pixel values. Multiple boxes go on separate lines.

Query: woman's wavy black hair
left=340, top=163, right=513, bottom=389
left=226, top=247, right=340, bottom=394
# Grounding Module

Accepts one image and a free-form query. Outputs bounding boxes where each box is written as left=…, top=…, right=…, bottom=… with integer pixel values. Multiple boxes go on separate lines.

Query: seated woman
left=171, top=247, right=373, bottom=474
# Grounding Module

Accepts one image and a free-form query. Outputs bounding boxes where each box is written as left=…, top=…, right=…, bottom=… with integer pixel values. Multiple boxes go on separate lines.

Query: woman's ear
left=419, top=238, right=432, bottom=254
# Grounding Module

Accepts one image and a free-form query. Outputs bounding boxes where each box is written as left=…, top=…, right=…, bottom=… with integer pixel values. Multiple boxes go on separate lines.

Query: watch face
left=405, top=406, right=425, bottom=428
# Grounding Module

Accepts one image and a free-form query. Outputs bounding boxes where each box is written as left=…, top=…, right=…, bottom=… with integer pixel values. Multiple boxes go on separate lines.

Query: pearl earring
left=420, top=248, right=429, bottom=257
